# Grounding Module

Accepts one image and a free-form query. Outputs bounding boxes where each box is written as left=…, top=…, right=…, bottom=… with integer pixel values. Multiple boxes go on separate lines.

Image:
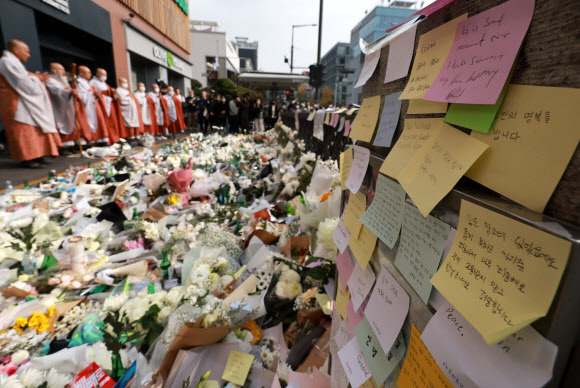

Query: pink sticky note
left=423, top=0, right=535, bottom=104
left=337, top=249, right=355, bottom=291
left=347, top=296, right=370, bottom=335
left=344, top=120, right=351, bottom=136
left=331, top=113, right=339, bottom=127
left=386, top=0, right=456, bottom=32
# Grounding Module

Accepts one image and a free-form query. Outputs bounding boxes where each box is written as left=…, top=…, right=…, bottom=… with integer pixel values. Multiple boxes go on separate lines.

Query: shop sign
left=152, top=46, right=185, bottom=71
left=42, top=0, right=70, bottom=14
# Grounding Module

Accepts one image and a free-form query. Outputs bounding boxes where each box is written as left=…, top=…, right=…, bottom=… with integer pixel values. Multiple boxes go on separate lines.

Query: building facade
left=320, top=42, right=350, bottom=106
left=346, top=3, right=415, bottom=104
left=235, top=37, right=259, bottom=73
left=190, top=22, right=240, bottom=88
left=0, top=0, right=193, bottom=93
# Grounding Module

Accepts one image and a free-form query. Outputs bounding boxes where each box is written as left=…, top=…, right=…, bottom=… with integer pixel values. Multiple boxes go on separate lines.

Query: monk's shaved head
left=7, top=39, right=26, bottom=51
left=138, top=82, right=145, bottom=88
left=8, top=40, right=30, bottom=62
left=49, top=62, right=63, bottom=72
left=96, top=68, right=107, bottom=77
left=78, top=66, right=91, bottom=80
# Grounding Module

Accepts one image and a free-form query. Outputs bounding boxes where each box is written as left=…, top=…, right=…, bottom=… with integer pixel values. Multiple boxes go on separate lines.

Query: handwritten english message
left=423, top=0, right=535, bottom=104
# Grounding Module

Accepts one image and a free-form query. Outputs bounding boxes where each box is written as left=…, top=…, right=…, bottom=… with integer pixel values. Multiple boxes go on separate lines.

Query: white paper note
left=337, top=116, right=345, bottom=132
left=372, top=91, right=403, bottom=148
left=333, top=212, right=352, bottom=253
left=347, top=262, right=376, bottom=311
left=345, top=145, right=370, bottom=194
left=355, top=50, right=381, bottom=88
left=313, top=110, right=325, bottom=140
left=364, top=265, right=410, bottom=354
left=338, top=338, right=372, bottom=388
left=333, top=313, right=353, bottom=349
left=384, top=24, right=418, bottom=83
left=422, top=302, right=558, bottom=388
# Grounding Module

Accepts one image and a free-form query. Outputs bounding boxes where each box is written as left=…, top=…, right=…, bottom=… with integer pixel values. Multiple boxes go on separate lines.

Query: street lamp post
left=290, top=23, right=317, bottom=73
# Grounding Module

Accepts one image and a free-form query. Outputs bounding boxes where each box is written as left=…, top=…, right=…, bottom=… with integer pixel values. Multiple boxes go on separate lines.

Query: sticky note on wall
left=466, top=84, right=580, bottom=213
left=431, top=200, right=572, bottom=344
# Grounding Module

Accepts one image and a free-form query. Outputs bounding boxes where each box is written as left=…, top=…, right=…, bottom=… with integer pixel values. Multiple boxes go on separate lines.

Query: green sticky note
left=353, top=317, right=406, bottom=386
left=394, top=202, right=450, bottom=304
left=444, top=59, right=517, bottom=133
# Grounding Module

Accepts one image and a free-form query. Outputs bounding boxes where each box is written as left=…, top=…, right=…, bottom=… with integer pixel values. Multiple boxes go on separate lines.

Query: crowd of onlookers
left=180, top=91, right=353, bottom=134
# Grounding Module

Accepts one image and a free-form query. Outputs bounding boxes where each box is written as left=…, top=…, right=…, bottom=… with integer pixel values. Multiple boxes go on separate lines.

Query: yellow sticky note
left=431, top=200, right=572, bottom=344
left=315, top=293, right=333, bottom=315
left=340, top=148, right=354, bottom=191
left=398, top=122, right=488, bottom=217
left=407, top=99, right=448, bottom=114
left=400, top=14, right=467, bottom=100
left=349, top=225, right=377, bottom=270
left=349, top=95, right=381, bottom=142
left=222, top=351, right=254, bottom=386
left=324, top=112, right=330, bottom=125
left=343, top=191, right=367, bottom=239
left=467, top=84, right=580, bottom=213
left=379, top=118, right=444, bottom=179
left=397, top=325, right=453, bottom=388
left=335, top=279, right=350, bottom=321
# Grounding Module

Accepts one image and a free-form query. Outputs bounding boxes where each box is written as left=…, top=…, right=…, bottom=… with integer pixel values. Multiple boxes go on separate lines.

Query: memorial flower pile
left=0, top=123, right=340, bottom=387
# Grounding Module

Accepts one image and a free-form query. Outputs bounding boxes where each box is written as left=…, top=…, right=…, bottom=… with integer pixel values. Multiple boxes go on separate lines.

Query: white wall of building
left=190, top=30, right=239, bottom=87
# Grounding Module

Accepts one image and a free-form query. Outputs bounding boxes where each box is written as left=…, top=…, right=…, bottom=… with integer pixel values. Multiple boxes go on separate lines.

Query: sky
left=189, top=0, right=435, bottom=73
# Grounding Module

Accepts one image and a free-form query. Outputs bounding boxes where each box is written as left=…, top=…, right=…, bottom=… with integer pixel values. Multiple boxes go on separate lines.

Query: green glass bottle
left=132, top=208, right=140, bottom=221
left=160, top=250, right=171, bottom=280
left=40, top=243, right=58, bottom=272
left=23, top=180, right=30, bottom=189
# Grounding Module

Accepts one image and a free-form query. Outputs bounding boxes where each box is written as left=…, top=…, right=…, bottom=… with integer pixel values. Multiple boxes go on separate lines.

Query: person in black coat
left=266, top=100, right=278, bottom=128
left=238, top=93, right=251, bottom=133
left=213, top=95, right=227, bottom=130
left=195, top=91, right=210, bottom=133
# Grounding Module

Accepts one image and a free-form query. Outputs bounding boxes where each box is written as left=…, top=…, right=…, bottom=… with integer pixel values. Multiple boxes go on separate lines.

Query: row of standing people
left=0, top=40, right=187, bottom=168
left=183, top=91, right=282, bottom=134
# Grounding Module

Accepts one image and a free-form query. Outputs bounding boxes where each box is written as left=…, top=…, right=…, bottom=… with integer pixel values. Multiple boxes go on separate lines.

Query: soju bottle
left=160, top=250, right=171, bottom=280
left=23, top=180, right=30, bottom=189
left=40, top=243, right=58, bottom=272
left=132, top=208, right=140, bottom=220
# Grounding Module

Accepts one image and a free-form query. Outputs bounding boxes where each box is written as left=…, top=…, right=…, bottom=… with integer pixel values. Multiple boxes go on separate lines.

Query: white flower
left=279, top=270, right=300, bottom=284
left=104, top=293, right=129, bottom=312
left=9, top=217, right=33, bottom=229
left=121, top=297, right=150, bottom=322
left=46, top=368, right=72, bottom=388
left=166, top=287, right=182, bottom=305
left=11, top=349, right=29, bottom=365
left=275, top=280, right=302, bottom=300
left=0, top=375, right=24, bottom=388
left=316, top=217, right=339, bottom=259
left=19, top=368, right=45, bottom=388
left=62, top=208, right=73, bottom=219
left=276, top=361, right=292, bottom=383
left=85, top=342, right=113, bottom=372
left=156, top=305, right=173, bottom=325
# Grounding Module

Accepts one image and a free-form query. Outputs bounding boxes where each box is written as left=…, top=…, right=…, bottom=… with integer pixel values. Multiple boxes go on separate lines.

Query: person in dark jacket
left=213, top=95, right=227, bottom=130
left=266, top=100, right=278, bottom=128
left=238, top=93, right=251, bottom=133
left=195, top=91, right=209, bottom=133
left=251, top=98, right=265, bottom=132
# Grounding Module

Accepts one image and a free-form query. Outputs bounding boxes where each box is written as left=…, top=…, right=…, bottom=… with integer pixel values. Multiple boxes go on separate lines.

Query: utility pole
left=315, top=0, right=323, bottom=101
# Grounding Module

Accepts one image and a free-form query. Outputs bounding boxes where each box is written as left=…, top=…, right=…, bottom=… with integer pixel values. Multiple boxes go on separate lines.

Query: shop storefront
left=124, top=25, right=193, bottom=93
left=0, top=0, right=115, bottom=77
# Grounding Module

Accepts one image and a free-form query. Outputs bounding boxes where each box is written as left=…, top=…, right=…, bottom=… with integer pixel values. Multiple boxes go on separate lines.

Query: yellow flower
left=28, top=313, right=42, bottom=328
left=47, top=306, right=55, bottom=318
left=37, top=323, right=50, bottom=333
left=13, top=317, right=28, bottom=333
